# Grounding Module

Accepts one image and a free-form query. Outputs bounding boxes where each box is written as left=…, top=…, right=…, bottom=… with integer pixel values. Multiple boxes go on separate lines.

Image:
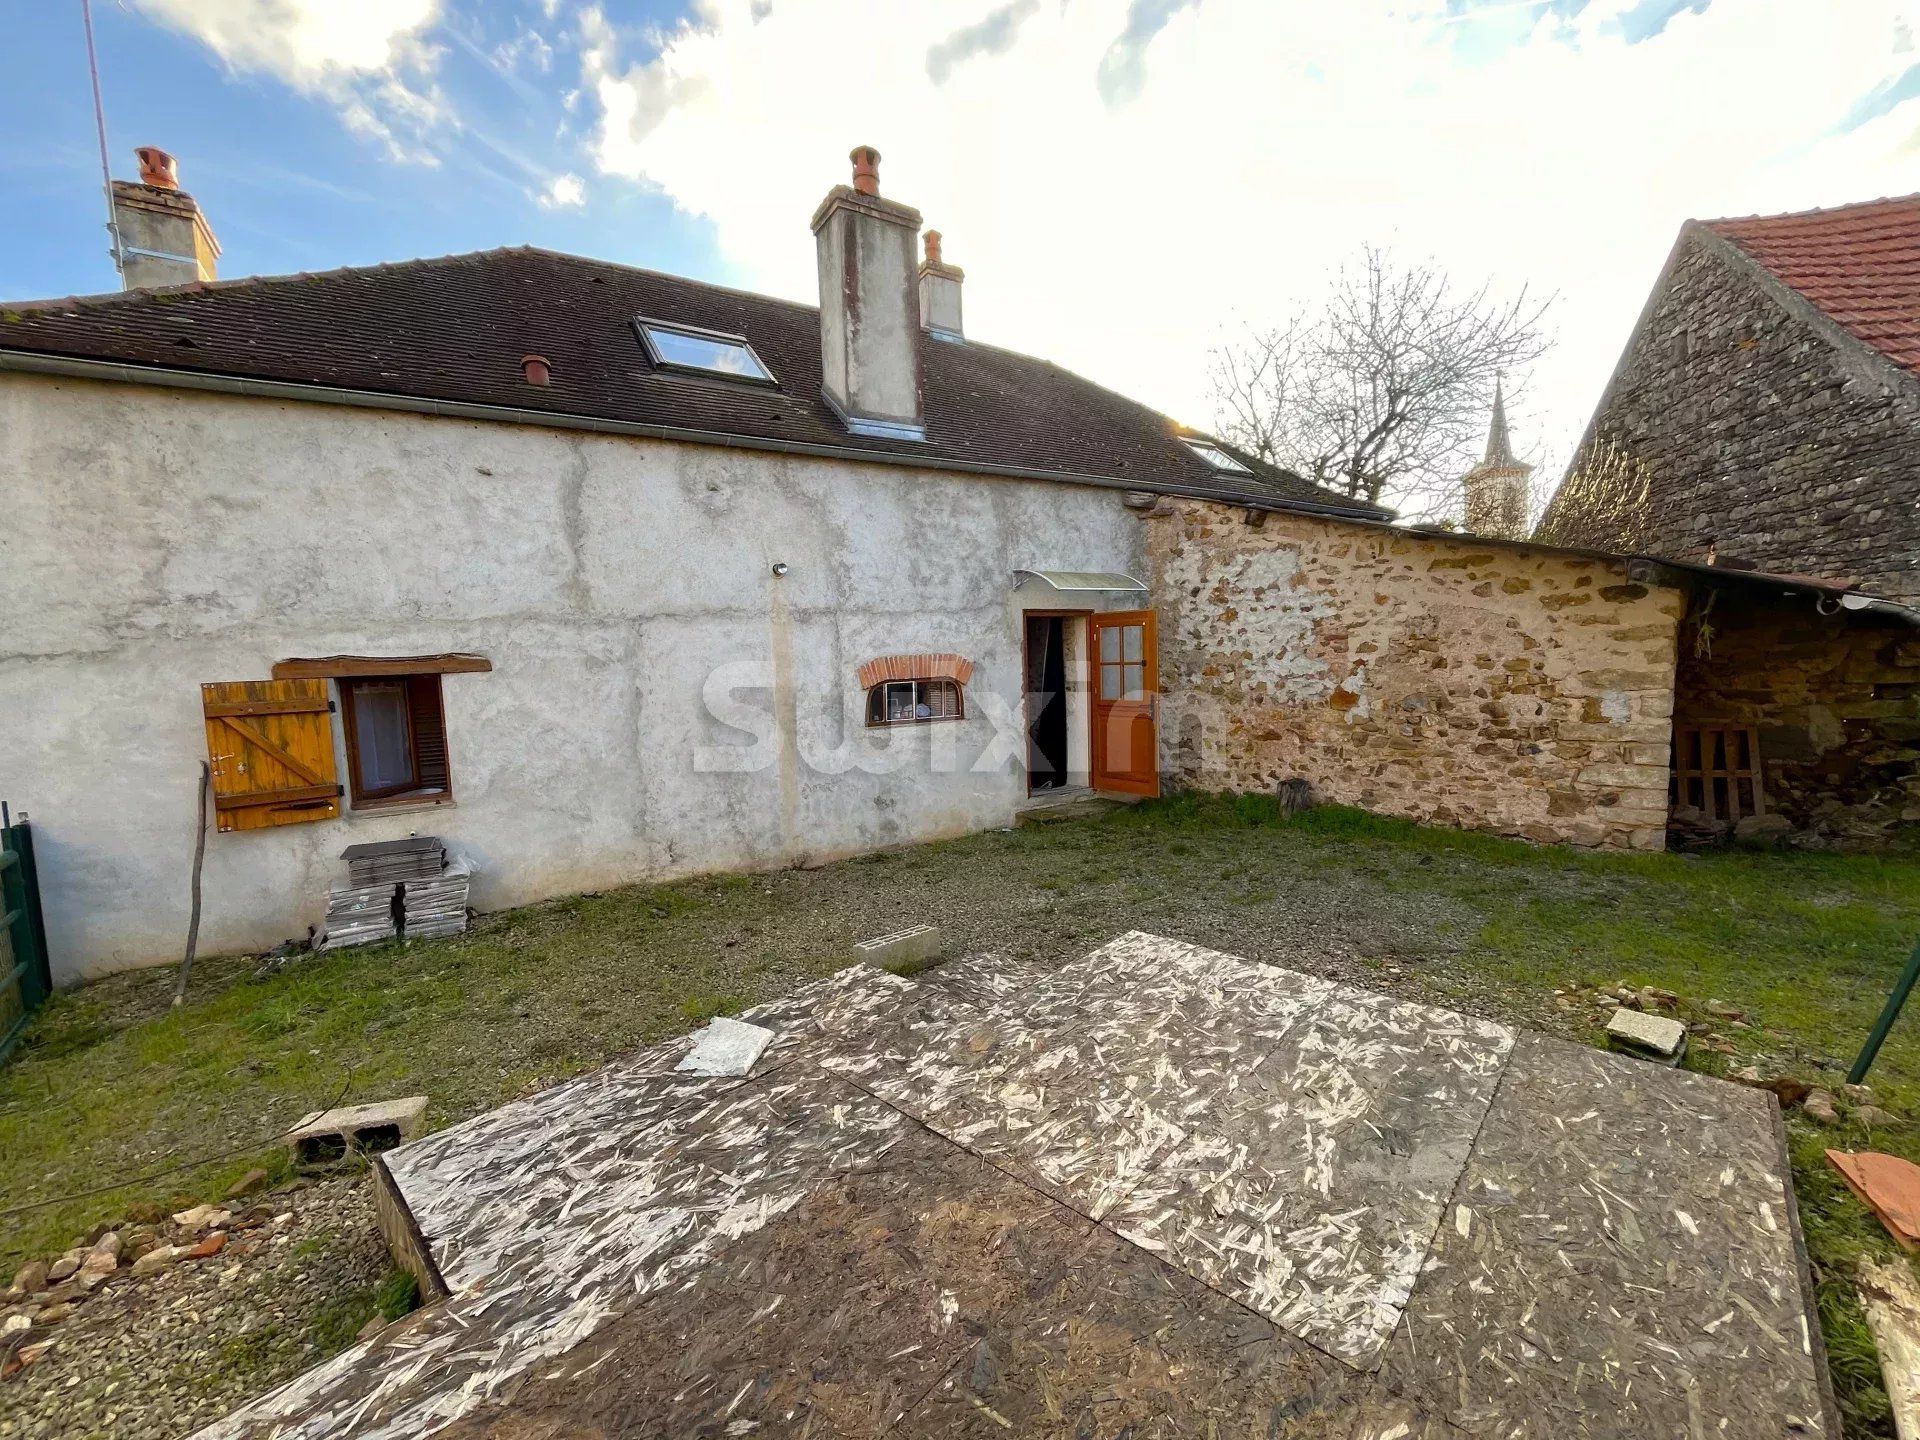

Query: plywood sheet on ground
left=385, top=963, right=923, bottom=1289
left=194, top=936, right=1833, bottom=1440
left=1375, top=1033, right=1832, bottom=1439
left=431, top=1126, right=1091, bottom=1438
left=894, top=1219, right=1360, bottom=1438
left=197, top=1077, right=909, bottom=1439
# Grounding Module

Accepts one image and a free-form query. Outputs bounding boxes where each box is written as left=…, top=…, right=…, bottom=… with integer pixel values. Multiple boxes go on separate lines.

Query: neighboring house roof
left=0, top=246, right=1389, bottom=520
left=1705, top=193, right=1920, bottom=378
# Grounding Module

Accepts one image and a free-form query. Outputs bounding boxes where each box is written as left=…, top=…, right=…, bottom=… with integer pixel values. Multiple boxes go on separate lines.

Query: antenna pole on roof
left=81, top=0, right=124, bottom=283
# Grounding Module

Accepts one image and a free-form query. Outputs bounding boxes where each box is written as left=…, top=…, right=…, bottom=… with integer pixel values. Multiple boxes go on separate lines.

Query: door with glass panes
left=1088, top=610, right=1159, bottom=797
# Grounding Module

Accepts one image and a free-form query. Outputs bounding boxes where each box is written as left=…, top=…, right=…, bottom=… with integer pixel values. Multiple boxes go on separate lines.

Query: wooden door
left=1089, top=610, right=1159, bottom=797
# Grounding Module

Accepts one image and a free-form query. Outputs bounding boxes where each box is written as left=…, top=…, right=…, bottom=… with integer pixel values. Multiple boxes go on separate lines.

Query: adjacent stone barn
left=1541, top=193, right=1920, bottom=605
left=1537, top=193, right=1920, bottom=842
left=1669, top=580, right=1920, bottom=843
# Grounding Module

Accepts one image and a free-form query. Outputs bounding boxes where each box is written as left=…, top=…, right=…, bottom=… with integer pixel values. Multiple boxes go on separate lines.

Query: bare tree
left=1209, top=247, right=1554, bottom=517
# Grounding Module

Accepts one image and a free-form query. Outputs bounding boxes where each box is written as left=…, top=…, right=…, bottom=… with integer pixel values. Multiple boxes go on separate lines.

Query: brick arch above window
left=856, top=653, right=975, bottom=690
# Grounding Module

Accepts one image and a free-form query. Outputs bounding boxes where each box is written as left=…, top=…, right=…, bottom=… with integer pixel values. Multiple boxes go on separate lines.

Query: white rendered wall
left=0, top=375, right=1146, bottom=982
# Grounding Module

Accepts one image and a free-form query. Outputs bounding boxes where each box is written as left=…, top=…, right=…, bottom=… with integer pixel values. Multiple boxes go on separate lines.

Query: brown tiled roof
left=1705, top=194, right=1920, bottom=377
left=0, top=246, right=1387, bottom=518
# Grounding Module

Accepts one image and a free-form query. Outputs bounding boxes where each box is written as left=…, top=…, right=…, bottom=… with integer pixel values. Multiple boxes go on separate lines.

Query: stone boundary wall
left=1145, top=501, right=1685, bottom=850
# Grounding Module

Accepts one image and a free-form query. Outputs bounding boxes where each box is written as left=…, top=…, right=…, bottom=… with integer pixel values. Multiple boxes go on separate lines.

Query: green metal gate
left=1, top=807, right=53, bottom=1063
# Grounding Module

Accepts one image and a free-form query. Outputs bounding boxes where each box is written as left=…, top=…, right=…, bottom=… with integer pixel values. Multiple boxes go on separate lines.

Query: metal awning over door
left=1012, top=570, right=1148, bottom=593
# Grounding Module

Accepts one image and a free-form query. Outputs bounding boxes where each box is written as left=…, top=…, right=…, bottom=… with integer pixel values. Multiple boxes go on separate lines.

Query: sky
left=2, top=0, right=1916, bottom=510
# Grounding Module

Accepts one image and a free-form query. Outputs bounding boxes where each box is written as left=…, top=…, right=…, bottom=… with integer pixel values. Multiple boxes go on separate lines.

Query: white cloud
left=577, top=0, right=1920, bottom=510
left=537, top=172, right=588, bottom=208
left=132, top=0, right=452, bottom=162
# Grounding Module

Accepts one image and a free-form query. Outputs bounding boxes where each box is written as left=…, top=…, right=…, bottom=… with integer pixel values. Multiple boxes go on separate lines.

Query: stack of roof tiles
left=403, top=860, right=472, bottom=942
left=319, top=839, right=470, bottom=948
left=319, top=882, right=398, bottom=952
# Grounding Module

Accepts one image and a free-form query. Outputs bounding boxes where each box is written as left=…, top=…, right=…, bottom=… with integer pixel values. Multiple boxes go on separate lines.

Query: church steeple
left=1483, top=379, right=1518, bottom=467
left=1462, top=379, right=1534, bottom=540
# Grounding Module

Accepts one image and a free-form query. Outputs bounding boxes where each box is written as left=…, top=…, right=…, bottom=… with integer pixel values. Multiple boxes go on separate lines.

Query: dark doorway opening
left=1025, top=614, right=1069, bottom=791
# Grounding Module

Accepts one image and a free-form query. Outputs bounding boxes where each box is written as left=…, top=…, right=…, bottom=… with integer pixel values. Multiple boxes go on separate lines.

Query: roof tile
left=0, top=247, right=1386, bottom=518
left=1705, top=193, right=1920, bottom=377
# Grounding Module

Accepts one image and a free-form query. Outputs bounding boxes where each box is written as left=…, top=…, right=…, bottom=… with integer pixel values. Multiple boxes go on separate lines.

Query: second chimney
left=811, top=146, right=924, bottom=441
left=111, top=147, right=220, bottom=289
left=918, top=231, right=964, bottom=343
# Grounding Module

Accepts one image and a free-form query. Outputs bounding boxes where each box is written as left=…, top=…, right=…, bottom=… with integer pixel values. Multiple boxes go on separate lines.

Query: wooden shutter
left=201, top=680, right=342, bottom=833
left=406, top=676, right=451, bottom=793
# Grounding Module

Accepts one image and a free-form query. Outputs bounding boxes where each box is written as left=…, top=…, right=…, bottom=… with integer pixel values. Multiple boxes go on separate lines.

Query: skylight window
left=635, top=318, right=776, bottom=384
left=1184, top=439, right=1253, bottom=475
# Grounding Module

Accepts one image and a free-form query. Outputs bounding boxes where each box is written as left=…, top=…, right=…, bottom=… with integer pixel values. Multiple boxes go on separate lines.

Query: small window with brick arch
left=866, top=677, right=964, bottom=726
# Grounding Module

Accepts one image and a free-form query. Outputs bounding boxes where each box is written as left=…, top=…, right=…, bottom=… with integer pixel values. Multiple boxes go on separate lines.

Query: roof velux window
left=635, top=317, right=776, bottom=384
left=1183, top=439, right=1253, bottom=475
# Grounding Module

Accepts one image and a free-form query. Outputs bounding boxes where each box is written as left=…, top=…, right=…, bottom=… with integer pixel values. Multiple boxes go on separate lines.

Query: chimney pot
left=850, top=145, right=881, bottom=196
left=917, top=230, right=964, bottom=342
left=135, top=146, right=179, bottom=190
left=521, top=354, right=551, bottom=387
left=112, top=146, right=218, bottom=288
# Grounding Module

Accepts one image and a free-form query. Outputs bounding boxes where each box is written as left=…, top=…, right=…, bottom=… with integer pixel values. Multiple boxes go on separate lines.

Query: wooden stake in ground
left=173, top=761, right=210, bottom=1009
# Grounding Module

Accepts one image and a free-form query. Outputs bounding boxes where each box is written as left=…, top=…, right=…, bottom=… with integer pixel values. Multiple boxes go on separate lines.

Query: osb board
left=1103, top=977, right=1512, bottom=1365
left=1375, top=1034, right=1835, bottom=1439
left=1860, top=1259, right=1920, bottom=1440
left=892, top=1218, right=1364, bottom=1438
left=431, top=1126, right=1092, bottom=1438
left=951, top=932, right=1514, bottom=1364
left=383, top=963, right=921, bottom=1289
left=820, top=994, right=1192, bottom=1220
left=914, top=950, right=1058, bottom=1009
left=196, top=934, right=1831, bottom=1440
left=1340, top=1397, right=1466, bottom=1439
left=195, top=1077, right=910, bottom=1439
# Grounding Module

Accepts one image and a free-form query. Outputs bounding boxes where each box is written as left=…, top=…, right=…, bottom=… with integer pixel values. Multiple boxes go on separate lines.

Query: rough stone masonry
left=1543, top=227, right=1920, bottom=607
left=1146, top=500, right=1685, bottom=850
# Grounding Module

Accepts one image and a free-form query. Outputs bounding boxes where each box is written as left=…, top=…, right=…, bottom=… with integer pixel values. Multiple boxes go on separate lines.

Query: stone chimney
left=918, top=230, right=964, bottom=342
left=811, top=146, right=925, bottom=441
left=111, top=147, right=220, bottom=289
left=1462, top=381, right=1533, bottom=540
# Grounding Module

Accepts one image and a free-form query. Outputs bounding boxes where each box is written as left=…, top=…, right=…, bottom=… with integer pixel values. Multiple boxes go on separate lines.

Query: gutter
left=0, top=348, right=1392, bottom=526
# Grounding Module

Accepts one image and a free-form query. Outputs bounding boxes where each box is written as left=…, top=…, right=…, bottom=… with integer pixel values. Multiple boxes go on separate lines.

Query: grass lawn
left=5, top=796, right=1920, bottom=1433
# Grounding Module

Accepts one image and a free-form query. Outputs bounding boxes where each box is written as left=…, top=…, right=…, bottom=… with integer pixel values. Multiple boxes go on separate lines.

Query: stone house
left=1541, top=195, right=1920, bottom=841
left=0, top=146, right=1889, bottom=982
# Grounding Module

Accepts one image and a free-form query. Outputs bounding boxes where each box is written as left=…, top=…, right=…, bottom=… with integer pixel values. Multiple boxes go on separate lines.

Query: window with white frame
left=866, top=678, right=964, bottom=727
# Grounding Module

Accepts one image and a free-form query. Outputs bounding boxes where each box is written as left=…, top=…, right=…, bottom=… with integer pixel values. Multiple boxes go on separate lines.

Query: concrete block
left=1606, top=1008, right=1687, bottom=1064
left=289, top=1095, right=429, bottom=1165
left=853, top=924, right=945, bottom=971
